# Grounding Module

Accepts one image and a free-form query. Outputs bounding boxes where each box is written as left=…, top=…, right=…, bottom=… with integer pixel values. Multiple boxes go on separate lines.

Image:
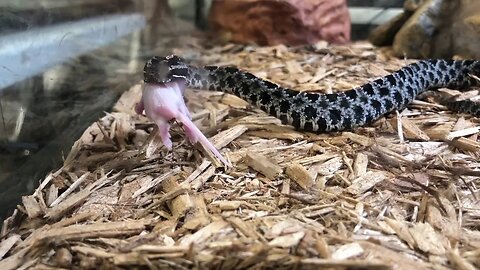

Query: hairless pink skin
left=136, top=81, right=230, bottom=166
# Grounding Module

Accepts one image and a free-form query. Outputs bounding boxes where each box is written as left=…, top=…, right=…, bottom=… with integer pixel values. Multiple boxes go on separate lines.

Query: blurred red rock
left=209, top=0, right=351, bottom=46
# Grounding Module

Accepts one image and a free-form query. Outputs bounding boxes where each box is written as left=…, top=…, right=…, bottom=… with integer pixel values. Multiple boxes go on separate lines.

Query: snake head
left=136, top=80, right=230, bottom=167
left=143, top=55, right=189, bottom=84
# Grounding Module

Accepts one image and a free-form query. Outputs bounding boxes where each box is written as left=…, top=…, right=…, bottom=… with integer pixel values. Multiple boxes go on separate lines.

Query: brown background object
left=370, top=0, right=480, bottom=59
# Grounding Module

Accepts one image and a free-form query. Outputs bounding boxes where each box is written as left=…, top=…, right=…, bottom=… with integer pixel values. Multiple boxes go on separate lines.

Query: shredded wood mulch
left=1, top=41, right=480, bottom=270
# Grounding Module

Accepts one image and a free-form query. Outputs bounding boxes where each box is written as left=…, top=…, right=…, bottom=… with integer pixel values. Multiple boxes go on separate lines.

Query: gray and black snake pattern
left=143, top=55, right=480, bottom=133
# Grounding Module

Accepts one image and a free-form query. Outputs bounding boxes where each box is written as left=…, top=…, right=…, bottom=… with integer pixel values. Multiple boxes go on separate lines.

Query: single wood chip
left=46, top=184, right=58, bottom=207
left=346, top=171, right=387, bottom=195
left=161, top=176, right=193, bottom=218
left=179, top=220, right=229, bottom=246
left=331, top=242, right=364, bottom=260
left=40, top=219, right=152, bottom=242
left=409, top=222, right=446, bottom=255
left=245, top=152, right=283, bottom=179
left=269, top=231, right=305, bottom=248
left=45, top=189, right=92, bottom=220
left=210, top=200, right=245, bottom=210
left=446, top=126, right=480, bottom=140
left=21, top=196, right=43, bottom=218
left=0, top=234, right=21, bottom=260
left=50, top=172, right=90, bottom=207
left=314, top=237, right=331, bottom=258
left=450, top=137, right=480, bottom=152
left=228, top=217, right=261, bottom=240
left=352, top=153, right=368, bottom=178
left=311, top=156, right=343, bottom=176
left=342, top=132, right=373, bottom=146
left=296, top=153, right=340, bottom=166
left=279, top=178, right=291, bottom=206
left=211, top=124, right=248, bottom=149
left=285, top=163, right=314, bottom=190
left=132, top=245, right=189, bottom=253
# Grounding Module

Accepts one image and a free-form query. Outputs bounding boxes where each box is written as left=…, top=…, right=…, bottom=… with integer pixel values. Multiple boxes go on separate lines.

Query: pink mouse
left=136, top=81, right=230, bottom=166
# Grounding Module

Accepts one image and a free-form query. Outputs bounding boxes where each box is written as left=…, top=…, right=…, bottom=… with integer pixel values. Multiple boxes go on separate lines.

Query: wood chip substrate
left=2, top=42, right=480, bottom=269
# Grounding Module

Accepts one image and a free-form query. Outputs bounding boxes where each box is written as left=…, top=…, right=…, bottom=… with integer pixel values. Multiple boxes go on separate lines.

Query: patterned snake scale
left=143, top=55, right=480, bottom=133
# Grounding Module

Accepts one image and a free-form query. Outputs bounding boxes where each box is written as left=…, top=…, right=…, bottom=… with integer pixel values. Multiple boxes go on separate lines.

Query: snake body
left=143, top=55, right=480, bottom=133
